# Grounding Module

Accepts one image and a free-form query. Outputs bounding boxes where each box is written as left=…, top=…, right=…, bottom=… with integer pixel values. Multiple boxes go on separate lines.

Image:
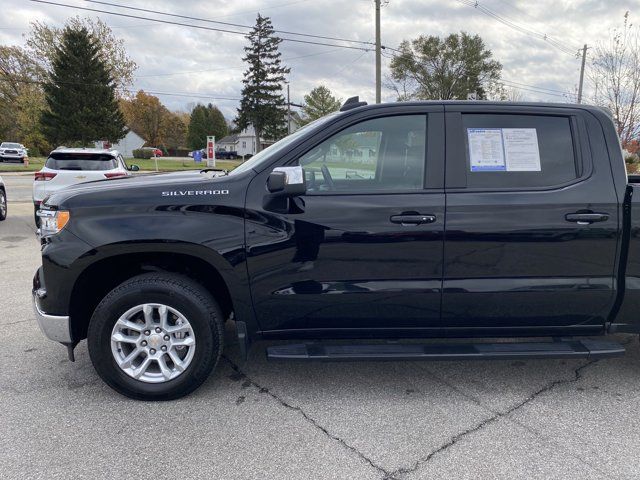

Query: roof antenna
left=340, top=96, right=368, bottom=112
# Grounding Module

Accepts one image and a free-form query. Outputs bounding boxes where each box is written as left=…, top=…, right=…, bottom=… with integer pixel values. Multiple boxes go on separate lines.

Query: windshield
left=45, top=152, right=118, bottom=171
left=228, top=112, right=339, bottom=176
left=1, top=143, right=21, bottom=149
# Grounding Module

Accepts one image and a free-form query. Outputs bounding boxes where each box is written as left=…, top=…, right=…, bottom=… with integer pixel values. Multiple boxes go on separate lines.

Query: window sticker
left=467, top=128, right=506, bottom=171
left=467, top=128, right=541, bottom=172
left=502, top=128, right=541, bottom=172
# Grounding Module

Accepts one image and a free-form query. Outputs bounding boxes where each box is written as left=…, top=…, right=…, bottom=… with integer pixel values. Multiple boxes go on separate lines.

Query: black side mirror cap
left=129, top=164, right=140, bottom=172
left=267, top=166, right=306, bottom=196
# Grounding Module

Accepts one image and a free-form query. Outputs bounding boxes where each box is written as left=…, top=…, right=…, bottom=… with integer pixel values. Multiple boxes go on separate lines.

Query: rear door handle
left=565, top=212, right=609, bottom=225
left=390, top=214, right=436, bottom=225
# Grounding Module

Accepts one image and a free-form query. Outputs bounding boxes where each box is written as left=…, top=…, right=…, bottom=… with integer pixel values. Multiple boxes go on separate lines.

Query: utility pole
left=577, top=44, right=587, bottom=104
left=287, top=83, right=291, bottom=135
left=375, top=0, right=381, bottom=104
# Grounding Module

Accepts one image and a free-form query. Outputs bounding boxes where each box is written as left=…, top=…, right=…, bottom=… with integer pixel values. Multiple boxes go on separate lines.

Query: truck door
left=245, top=107, right=445, bottom=334
left=442, top=105, right=618, bottom=329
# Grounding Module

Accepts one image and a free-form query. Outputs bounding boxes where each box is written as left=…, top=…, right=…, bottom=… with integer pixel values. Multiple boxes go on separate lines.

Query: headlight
left=37, top=209, right=70, bottom=237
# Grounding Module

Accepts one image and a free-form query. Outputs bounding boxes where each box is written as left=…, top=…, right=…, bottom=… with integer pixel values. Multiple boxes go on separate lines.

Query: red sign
left=207, top=140, right=214, bottom=159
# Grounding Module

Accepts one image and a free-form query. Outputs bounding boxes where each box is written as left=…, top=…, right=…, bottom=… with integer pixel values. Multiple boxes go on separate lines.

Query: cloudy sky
left=1, top=0, right=636, bottom=119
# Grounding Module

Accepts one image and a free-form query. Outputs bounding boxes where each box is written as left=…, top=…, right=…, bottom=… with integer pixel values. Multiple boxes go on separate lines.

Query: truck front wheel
left=87, top=273, right=224, bottom=400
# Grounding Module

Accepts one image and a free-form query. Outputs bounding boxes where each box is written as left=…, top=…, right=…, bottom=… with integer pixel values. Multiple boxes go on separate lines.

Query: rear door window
left=45, top=153, right=118, bottom=171
left=461, top=114, right=578, bottom=189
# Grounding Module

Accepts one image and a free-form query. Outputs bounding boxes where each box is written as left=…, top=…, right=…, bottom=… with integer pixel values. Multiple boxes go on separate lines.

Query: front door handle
left=565, top=212, right=609, bottom=225
left=390, top=214, right=436, bottom=225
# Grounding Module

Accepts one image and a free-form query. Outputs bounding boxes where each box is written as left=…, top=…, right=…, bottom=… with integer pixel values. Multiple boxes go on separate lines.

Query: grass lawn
left=0, top=157, right=242, bottom=173
left=128, top=157, right=242, bottom=172
left=0, top=158, right=45, bottom=172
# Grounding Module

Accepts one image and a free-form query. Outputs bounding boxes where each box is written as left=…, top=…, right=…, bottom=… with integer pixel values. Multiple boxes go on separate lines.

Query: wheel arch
left=68, top=248, right=247, bottom=342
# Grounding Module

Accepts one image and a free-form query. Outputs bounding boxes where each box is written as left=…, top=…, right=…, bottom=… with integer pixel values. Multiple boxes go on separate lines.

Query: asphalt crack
left=389, top=359, right=600, bottom=478
left=222, top=355, right=395, bottom=479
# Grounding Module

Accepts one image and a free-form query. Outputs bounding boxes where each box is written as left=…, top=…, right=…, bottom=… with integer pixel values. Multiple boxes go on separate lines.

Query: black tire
left=0, top=189, right=6, bottom=221
left=34, top=204, right=40, bottom=227
left=87, top=273, right=224, bottom=400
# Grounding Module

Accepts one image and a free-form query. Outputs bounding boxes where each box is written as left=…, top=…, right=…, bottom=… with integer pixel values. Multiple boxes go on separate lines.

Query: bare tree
left=589, top=12, right=640, bottom=146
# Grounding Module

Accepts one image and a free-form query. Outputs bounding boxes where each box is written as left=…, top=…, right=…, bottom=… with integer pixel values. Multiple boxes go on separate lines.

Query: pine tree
left=41, top=26, right=127, bottom=146
left=187, top=103, right=228, bottom=150
left=236, top=14, right=290, bottom=151
left=301, top=86, right=342, bottom=125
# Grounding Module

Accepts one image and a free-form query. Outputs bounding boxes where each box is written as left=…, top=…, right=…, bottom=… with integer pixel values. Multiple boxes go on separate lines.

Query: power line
left=497, top=81, right=575, bottom=100
left=0, top=76, right=242, bottom=102
left=455, top=0, right=580, bottom=57
left=29, top=0, right=374, bottom=51
left=134, top=48, right=345, bottom=78
left=499, top=78, right=571, bottom=95
left=85, top=0, right=377, bottom=48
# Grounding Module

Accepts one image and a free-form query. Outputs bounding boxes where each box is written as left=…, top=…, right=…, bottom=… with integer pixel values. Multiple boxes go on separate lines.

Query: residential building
left=95, top=129, right=145, bottom=158
left=218, top=118, right=303, bottom=157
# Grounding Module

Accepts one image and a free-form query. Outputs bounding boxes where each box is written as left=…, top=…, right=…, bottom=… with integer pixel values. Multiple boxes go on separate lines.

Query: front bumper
left=0, top=154, right=24, bottom=161
left=32, top=290, right=72, bottom=344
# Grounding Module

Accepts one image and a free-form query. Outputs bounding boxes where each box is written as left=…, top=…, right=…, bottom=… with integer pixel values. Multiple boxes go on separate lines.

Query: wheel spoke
left=132, top=356, right=153, bottom=379
left=120, top=347, right=143, bottom=368
left=168, top=350, right=186, bottom=372
left=157, top=355, right=172, bottom=380
left=142, top=304, right=154, bottom=326
left=159, top=305, right=169, bottom=330
left=112, top=332, right=138, bottom=344
left=165, top=323, right=191, bottom=334
left=116, top=317, right=144, bottom=333
left=172, top=336, right=195, bottom=348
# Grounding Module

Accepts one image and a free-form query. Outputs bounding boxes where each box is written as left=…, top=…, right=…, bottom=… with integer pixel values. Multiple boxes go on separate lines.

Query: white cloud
left=1, top=0, right=636, bottom=118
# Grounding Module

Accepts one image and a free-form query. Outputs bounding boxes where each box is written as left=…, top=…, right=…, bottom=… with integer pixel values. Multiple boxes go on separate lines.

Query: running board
left=266, top=339, right=625, bottom=361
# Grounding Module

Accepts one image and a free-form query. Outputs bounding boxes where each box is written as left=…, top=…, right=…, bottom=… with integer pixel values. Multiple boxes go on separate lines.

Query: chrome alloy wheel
left=110, top=304, right=196, bottom=383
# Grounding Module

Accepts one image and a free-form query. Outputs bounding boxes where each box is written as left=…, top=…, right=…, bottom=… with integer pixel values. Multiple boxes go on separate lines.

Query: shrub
left=132, top=148, right=154, bottom=159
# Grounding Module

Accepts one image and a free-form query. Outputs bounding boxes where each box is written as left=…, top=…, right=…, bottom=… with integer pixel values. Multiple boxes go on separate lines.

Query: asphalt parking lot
left=2, top=174, right=640, bottom=479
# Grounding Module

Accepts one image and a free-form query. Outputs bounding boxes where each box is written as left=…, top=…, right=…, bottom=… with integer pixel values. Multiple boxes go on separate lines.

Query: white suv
left=33, top=148, right=138, bottom=224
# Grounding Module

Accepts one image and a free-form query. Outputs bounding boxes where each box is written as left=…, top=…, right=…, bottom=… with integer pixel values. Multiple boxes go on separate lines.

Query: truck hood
left=43, top=170, right=239, bottom=208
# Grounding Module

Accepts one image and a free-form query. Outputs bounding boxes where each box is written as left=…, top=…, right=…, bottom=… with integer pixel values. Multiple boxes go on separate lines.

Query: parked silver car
left=0, top=142, right=28, bottom=163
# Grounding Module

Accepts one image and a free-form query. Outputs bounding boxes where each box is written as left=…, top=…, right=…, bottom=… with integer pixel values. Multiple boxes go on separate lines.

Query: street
left=1, top=175, right=640, bottom=479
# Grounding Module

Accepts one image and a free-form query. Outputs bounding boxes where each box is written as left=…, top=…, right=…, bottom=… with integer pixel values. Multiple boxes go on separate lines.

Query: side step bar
left=267, top=339, right=625, bottom=361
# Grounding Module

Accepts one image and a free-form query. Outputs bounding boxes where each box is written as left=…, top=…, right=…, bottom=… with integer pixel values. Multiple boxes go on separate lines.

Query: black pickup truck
left=33, top=99, right=640, bottom=400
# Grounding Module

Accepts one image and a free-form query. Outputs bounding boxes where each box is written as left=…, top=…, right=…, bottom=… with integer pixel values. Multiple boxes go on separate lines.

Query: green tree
left=25, top=17, right=137, bottom=93
left=236, top=14, right=289, bottom=150
left=187, top=103, right=228, bottom=149
left=163, top=112, right=188, bottom=150
left=0, top=45, right=46, bottom=143
left=16, top=86, right=50, bottom=156
left=41, top=26, right=127, bottom=146
left=301, top=85, right=341, bottom=124
left=390, top=32, right=502, bottom=100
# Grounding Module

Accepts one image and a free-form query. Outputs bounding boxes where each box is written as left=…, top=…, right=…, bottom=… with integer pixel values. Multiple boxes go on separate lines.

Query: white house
left=95, top=129, right=145, bottom=158
left=217, top=125, right=260, bottom=157
left=217, top=119, right=302, bottom=157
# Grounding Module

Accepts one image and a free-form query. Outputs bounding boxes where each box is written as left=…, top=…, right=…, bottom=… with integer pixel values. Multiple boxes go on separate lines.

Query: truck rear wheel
left=87, top=273, right=224, bottom=400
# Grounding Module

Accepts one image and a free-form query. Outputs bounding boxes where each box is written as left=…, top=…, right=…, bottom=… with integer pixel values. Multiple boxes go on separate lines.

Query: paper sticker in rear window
left=467, top=128, right=541, bottom=172
left=467, top=128, right=506, bottom=171
left=502, top=128, right=541, bottom=172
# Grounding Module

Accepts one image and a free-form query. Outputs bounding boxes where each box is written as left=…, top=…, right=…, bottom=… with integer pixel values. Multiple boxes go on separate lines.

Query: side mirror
left=267, top=166, right=306, bottom=196
left=129, top=164, right=140, bottom=172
